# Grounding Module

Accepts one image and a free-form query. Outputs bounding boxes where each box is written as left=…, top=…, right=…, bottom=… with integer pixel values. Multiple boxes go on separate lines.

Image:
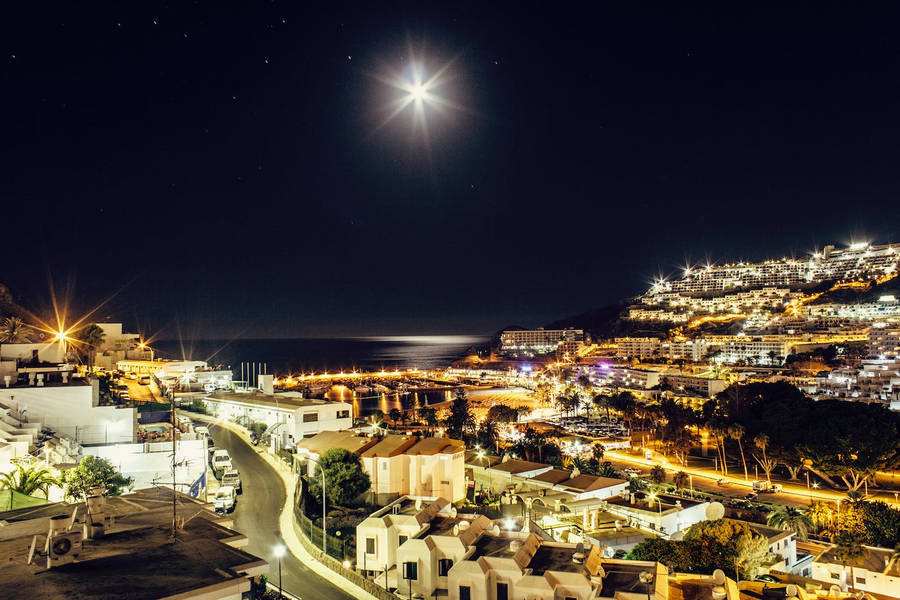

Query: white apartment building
left=356, top=495, right=674, bottom=600
left=869, top=327, right=900, bottom=358
left=203, top=391, right=352, bottom=443
left=0, top=375, right=135, bottom=446
left=811, top=357, right=900, bottom=408
left=745, top=522, right=810, bottom=577
left=295, top=430, right=467, bottom=502
left=615, top=338, right=712, bottom=362
left=636, top=288, right=798, bottom=321
left=626, top=308, right=691, bottom=323
left=598, top=492, right=711, bottom=539
left=647, top=243, right=900, bottom=296
left=811, top=544, right=900, bottom=596
left=708, top=336, right=792, bottom=366
left=0, top=342, right=65, bottom=365
left=500, top=329, right=583, bottom=356
left=805, top=299, right=900, bottom=322
left=92, top=322, right=152, bottom=370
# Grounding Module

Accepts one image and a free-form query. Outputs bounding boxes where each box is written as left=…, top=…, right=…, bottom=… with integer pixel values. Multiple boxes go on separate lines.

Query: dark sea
left=152, top=335, right=488, bottom=373
left=151, top=335, right=488, bottom=416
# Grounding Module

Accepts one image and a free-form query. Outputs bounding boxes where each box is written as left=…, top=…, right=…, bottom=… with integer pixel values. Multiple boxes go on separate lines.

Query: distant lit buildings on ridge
left=649, top=242, right=899, bottom=296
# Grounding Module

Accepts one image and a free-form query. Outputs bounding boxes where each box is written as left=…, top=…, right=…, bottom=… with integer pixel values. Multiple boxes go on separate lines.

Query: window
left=438, top=558, right=453, bottom=576
left=459, top=586, right=471, bottom=600
left=856, top=577, right=866, bottom=584
left=337, top=410, right=350, bottom=419
left=365, top=537, right=375, bottom=555
left=399, top=535, right=408, bottom=546
left=565, top=597, right=577, bottom=600
left=403, top=561, right=417, bottom=581
left=497, top=582, right=508, bottom=600
left=303, top=413, right=318, bottom=423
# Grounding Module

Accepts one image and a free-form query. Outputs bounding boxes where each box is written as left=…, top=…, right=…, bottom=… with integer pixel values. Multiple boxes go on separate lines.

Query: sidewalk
left=183, top=411, right=380, bottom=600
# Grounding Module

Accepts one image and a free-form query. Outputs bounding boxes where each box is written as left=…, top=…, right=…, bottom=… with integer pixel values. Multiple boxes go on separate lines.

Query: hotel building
left=499, top=328, right=584, bottom=357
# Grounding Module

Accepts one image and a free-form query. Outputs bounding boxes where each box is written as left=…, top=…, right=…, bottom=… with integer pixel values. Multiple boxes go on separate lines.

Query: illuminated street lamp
left=273, top=544, right=286, bottom=599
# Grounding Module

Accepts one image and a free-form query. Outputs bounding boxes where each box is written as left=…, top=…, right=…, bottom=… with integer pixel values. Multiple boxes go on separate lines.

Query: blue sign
left=188, top=471, right=206, bottom=498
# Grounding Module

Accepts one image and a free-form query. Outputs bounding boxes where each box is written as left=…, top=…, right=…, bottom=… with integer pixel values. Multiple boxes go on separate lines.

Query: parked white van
left=211, top=449, right=232, bottom=471
left=214, top=486, right=236, bottom=513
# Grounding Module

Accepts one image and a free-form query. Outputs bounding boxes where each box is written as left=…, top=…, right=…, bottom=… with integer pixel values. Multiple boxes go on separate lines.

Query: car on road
left=138, top=375, right=151, bottom=385
left=211, top=449, right=233, bottom=471
left=222, top=468, right=242, bottom=494
left=213, top=486, right=236, bottom=513
left=623, top=468, right=641, bottom=477
left=745, top=492, right=759, bottom=500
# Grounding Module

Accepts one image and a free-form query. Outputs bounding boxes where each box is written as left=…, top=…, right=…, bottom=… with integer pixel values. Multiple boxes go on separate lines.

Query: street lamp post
left=273, top=544, right=285, bottom=599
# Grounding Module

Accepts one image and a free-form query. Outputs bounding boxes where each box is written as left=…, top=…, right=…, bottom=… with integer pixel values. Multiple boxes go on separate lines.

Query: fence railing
left=291, top=500, right=396, bottom=600
left=293, top=502, right=346, bottom=559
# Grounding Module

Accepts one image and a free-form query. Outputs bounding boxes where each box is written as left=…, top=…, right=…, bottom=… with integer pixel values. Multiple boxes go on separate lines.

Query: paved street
left=208, top=423, right=354, bottom=600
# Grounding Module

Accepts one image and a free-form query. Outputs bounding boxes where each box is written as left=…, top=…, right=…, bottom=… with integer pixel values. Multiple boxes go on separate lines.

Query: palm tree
left=0, top=464, right=58, bottom=500
left=673, top=471, right=690, bottom=495
left=834, top=531, right=867, bottom=593
left=76, top=323, right=106, bottom=370
left=649, top=465, right=667, bottom=486
left=388, top=408, right=402, bottom=424
left=767, top=506, right=813, bottom=541
left=0, top=316, right=32, bottom=343
left=593, top=393, right=611, bottom=422
left=729, top=424, right=750, bottom=480
left=753, top=433, right=778, bottom=482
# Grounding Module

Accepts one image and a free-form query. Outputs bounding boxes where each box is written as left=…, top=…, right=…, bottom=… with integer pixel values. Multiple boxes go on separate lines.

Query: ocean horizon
left=151, top=335, right=489, bottom=375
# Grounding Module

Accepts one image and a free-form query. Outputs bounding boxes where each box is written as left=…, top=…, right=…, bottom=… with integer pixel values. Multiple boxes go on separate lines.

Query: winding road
left=208, top=423, right=354, bottom=600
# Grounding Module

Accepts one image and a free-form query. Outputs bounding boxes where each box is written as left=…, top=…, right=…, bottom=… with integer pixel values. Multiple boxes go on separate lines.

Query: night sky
left=4, top=2, right=900, bottom=338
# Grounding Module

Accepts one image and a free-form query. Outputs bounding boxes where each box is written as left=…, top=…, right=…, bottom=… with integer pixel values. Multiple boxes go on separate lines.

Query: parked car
left=214, top=486, right=236, bottom=513
left=222, top=468, right=242, bottom=494
left=745, top=492, right=759, bottom=500
left=138, top=375, right=151, bottom=385
left=211, top=449, right=232, bottom=471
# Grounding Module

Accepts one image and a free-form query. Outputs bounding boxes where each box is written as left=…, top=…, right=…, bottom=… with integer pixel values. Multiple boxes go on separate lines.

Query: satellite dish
left=786, top=584, right=798, bottom=597
left=706, top=502, right=725, bottom=521
left=449, top=507, right=458, bottom=518
left=492, top=525, right=500, bottom=535
left=712, top=569, right=726, bottom=586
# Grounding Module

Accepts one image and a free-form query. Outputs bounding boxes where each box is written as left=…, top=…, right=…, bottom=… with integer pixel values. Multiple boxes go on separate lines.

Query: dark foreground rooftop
left=0, top=488, right=267, bottom=600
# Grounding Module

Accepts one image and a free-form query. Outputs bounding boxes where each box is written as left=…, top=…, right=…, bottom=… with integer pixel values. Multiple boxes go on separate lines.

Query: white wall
left=0, top=342, right=65, bottom=364
left=0, top=383, right=135, bottom=444
left=85, top=439, right=207, bottom=493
